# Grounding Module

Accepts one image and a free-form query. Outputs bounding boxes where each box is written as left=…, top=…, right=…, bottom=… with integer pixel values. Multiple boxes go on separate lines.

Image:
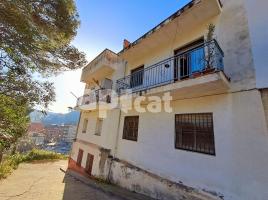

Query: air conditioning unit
left=100, top=78, right=113, bottom=89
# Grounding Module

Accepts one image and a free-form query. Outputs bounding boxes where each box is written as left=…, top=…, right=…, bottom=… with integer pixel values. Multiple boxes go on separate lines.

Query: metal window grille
left=123, top=116, right=139, bottom=141
left=175, top=113, right=215, bottom=155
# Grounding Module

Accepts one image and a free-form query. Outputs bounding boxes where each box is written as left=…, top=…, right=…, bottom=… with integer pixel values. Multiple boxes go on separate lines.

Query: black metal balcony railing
left=116, top=39, right=224, bottom=93
left=76, top=89, right=112, bottom=108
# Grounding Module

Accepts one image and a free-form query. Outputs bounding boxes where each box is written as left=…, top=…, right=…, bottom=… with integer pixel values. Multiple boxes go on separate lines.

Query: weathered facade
left=69, top=0, right=268, bottom=199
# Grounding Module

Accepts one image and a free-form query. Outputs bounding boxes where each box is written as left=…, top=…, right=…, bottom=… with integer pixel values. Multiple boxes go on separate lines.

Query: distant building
left=44, top=124, right=63, bottom=143
left=27, top=122, right=46, bottom=145
left=61, top=125, right=77, bottom=143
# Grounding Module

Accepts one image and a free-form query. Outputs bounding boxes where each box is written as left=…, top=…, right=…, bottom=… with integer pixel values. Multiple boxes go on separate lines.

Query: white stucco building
left=69, top=0, right=268, bottom=199
left=61, top=125, right=77, bottom=143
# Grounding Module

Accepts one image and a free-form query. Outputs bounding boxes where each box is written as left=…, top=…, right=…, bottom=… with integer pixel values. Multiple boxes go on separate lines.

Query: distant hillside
left=30, top=110, right=80, bottom=125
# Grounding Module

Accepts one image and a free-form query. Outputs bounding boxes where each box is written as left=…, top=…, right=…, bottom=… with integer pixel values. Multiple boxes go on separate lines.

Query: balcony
left=76, top=89, right=113, bottom=111
left=81, top=49, right=120, bottom=83
left=116, top=40, right=230, bottom=99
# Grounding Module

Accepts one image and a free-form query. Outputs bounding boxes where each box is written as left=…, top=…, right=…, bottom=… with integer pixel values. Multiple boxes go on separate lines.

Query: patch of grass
left=23, top=149, right=67, bottom=162
left=0, top=149, right=68, bottom=179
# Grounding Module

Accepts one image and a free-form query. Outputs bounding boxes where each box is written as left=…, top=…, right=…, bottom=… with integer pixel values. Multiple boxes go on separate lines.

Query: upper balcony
left=75, top=89, right=113, bottom=111
left=116, top=39, right=230, bottom=99
left=81, top=49, right=120, bottom=83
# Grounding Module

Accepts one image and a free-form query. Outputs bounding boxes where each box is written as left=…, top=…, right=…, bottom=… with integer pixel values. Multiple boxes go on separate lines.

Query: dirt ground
left=0, top=160, right=123, bottom=200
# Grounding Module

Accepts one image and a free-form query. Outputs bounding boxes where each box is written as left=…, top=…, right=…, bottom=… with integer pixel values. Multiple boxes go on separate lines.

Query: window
left=95, top=118, right=103, bottom=136
left=77, top=149, right=83, bottom=166
left=123, top=116, right=139, bottom=141
left=175, top=113, right=215, bottom=155
left=82, top=118, right=88, bottom=133
left=130, top=65, right=144, bottom=88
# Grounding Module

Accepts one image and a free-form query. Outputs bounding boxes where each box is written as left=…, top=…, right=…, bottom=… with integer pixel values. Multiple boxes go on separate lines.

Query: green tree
left=0, top=0, right=86, bottom=159
left=0, top=95, right=30, bottom=162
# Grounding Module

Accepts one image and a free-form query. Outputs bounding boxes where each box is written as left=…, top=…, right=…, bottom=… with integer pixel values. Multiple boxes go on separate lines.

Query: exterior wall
left=109, top=159, right=220, bottom=200
left=244, top=0, right=268, bottom=88
left=115, top=90, right=268, bottom=200
left=68, top=157, right=90, bottom=177
left=216, top=0, right=256, bottom=91
left=76, top=109, right=120, bottom=154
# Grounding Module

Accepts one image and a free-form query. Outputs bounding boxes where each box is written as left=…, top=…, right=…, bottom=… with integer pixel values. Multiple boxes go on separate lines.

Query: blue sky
left=49, top=0, right=191, bottom=113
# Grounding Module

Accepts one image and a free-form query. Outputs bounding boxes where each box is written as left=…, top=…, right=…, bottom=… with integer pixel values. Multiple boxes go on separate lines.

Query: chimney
left=123, top=39, right=131, bottom=49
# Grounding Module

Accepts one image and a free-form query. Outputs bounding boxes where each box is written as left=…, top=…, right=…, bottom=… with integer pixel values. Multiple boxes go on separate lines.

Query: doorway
left=174, top=38, right=205, bottom=80
left=130, top=65, right=144, bottom=88
left=85, top=153, right=94, bottom=175
left=76, top=149, right=83, bottom=167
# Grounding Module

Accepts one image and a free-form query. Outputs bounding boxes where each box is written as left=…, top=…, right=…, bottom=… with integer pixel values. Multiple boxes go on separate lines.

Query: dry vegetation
left=0, top=149, right=67, bottom=179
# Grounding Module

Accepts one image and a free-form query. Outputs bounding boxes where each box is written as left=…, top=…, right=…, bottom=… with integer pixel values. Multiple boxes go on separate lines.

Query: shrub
left=0, top=154, right=22, bottom=179
left=23, top=149, right=67, bottom=162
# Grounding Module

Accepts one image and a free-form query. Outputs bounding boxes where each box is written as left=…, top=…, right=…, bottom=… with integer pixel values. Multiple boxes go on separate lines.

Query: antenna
left=70, top=92, right=78, bottom=99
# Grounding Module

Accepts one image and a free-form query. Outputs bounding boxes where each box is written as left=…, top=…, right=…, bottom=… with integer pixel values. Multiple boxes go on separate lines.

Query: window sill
left=122, top=138, right=138, bottom=142
left=175, top=146, right=216, bottom=156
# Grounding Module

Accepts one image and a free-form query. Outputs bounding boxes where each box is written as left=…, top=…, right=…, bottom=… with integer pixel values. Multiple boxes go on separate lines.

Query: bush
left=0, top=149, right=67, bottom=179
left=23, top=149, right=67, bottom=162
left=0, top=154, right=23, bottom=179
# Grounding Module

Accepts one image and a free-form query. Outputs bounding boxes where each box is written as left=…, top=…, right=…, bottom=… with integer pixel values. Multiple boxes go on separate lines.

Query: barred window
left=175, top=113, right=215, bottom=155
left=123, top=116, right=139, bottom=141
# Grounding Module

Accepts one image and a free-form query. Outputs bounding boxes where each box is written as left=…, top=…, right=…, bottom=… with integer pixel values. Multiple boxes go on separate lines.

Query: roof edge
left=84, top=48, right=119, bottom=69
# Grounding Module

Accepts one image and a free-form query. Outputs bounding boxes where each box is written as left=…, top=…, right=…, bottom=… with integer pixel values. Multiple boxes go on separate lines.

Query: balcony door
left=174, top=38, right=205, bottom=80
left=130, top=65, right=144, bottom=89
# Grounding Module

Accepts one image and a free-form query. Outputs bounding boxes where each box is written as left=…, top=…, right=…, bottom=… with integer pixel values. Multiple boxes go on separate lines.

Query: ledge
left=81, top=49, right=121, bottom=83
